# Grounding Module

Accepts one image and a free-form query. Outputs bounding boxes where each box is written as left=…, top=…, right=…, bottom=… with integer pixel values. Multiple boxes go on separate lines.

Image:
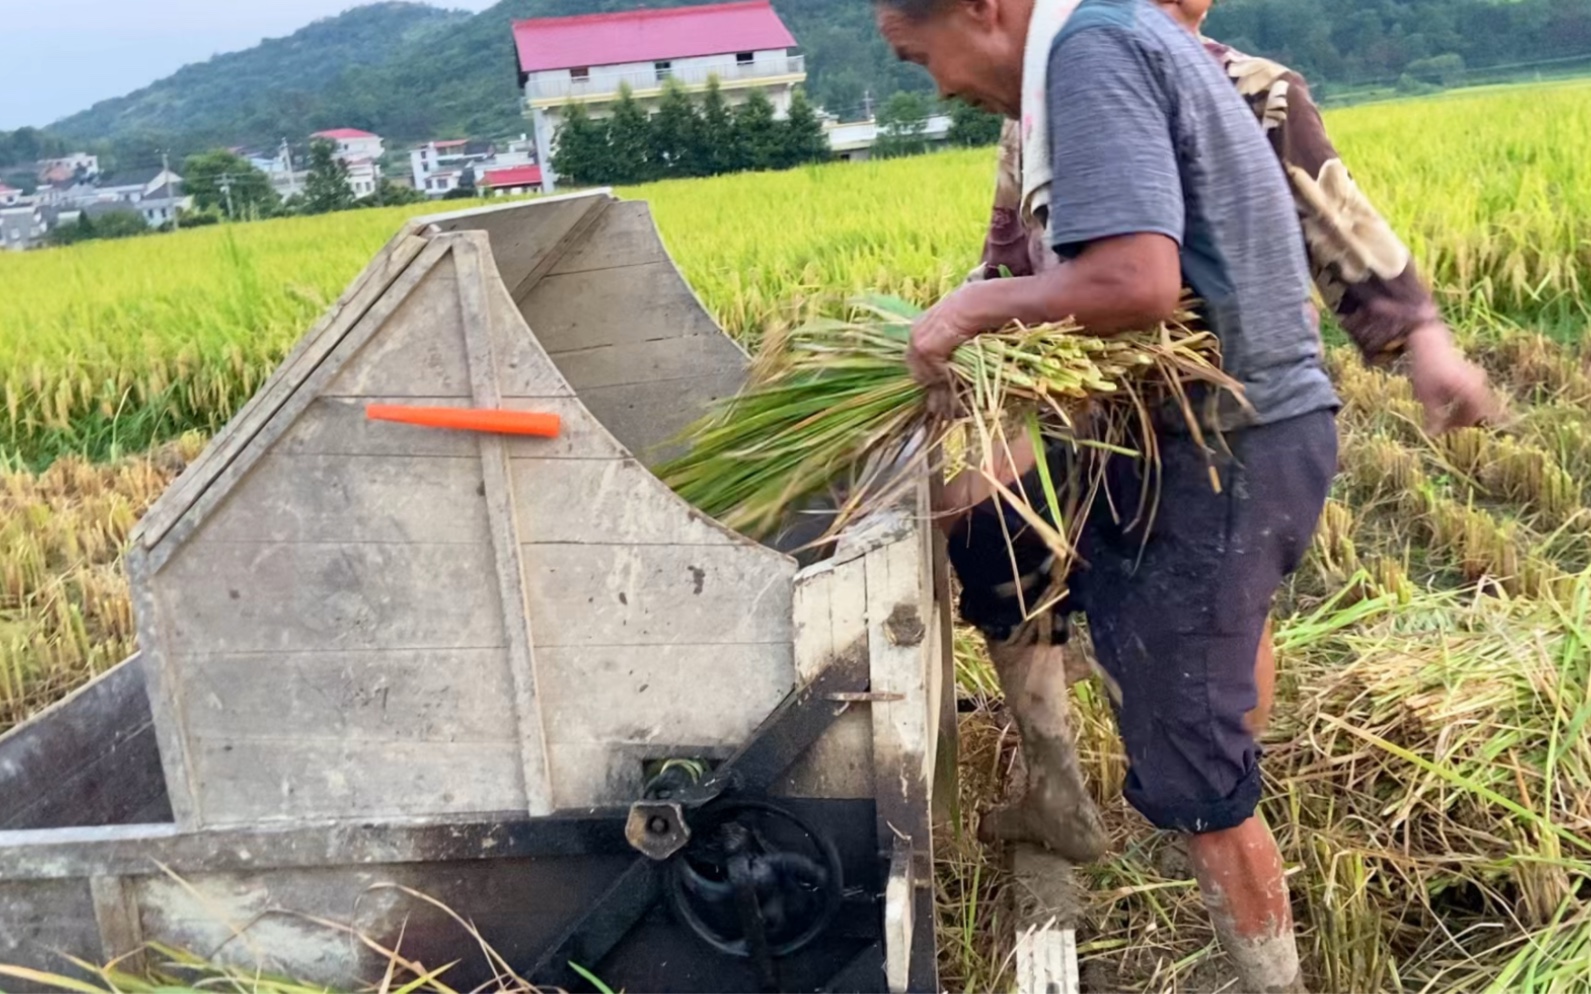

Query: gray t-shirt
left=1045, top=0, right=1341, bottom=429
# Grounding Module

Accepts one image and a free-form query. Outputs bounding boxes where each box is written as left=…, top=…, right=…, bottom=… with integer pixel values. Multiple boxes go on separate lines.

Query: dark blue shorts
left=945, top=410, right=1338, bottom=834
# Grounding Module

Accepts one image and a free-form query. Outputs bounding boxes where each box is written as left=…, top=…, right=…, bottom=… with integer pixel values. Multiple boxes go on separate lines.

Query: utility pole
left=164, top=151, right=178, bottom=231
left=281, top=138, right=298, bottom=196
left=220, top=173, right=236, bottom=220
left=862, top=89, right=875, bottom=121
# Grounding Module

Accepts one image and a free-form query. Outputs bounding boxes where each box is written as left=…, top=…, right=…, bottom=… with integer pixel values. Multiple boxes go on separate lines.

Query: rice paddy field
left=4, top=77, right=1591, bottom=992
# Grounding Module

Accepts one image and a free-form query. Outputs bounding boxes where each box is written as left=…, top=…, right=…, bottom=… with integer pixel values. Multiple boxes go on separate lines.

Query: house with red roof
left=0, top=183, right=21, bottom=208
left=480, top=165, right=545, bottom=198
left=513, top=0, right=805, bottom=190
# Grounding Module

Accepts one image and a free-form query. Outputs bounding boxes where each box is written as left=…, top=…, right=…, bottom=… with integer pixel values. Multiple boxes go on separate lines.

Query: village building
left=480, top=165, right=544, bottom=197
left=311, top=129, right=386, bottom=198
left=515, top=0, right=805, bottom=191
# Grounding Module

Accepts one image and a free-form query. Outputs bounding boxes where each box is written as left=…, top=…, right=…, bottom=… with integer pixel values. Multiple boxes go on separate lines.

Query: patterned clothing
left=978, top=37, right=1440, bottom=365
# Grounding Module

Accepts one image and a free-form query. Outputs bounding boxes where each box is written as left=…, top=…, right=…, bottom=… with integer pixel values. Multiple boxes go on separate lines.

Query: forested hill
left=45, top=3, right=471, bottom=150
left=28, top=0, right=1591, bottom=158
left=1207, top=0, right=1591, bottom=92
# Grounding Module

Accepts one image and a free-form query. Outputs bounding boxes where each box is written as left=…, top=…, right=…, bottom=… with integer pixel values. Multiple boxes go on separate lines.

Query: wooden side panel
left=159, top=541, right=505, bottom=655
left=425, top=192, right=610, bottom=300
left=0, top=878, right=101, bottom=978
left=134, top=233, right=429, bottom=551
left=526, top=262, right=718, bottom=353
left=508, top=457, right=739, bottom=546
left=517, top=201, right=748, bottom=463
left=196, top=454, right=488, bottom=545
left=143, top=245, right=529, bottom=827
left=776, top=555, right=875, bottom=800
left=0, top=656, right=171, bottom=830
left=437, top=212, right=804, bottom=811
left=520, top=543, right=791, bottom=649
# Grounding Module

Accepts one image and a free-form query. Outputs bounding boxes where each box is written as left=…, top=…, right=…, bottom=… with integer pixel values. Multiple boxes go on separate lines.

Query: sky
left=0, top=0, right=500, bottom=130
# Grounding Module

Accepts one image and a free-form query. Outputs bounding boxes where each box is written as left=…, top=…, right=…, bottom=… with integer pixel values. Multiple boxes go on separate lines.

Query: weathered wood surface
left=515, top=200, right=750, bottom=464
left=0, top=195, right=953, bottom=992
left=0, top=655, right=171, bottom=830
left=161, top=540, right=506, bottom=654
left=134, top=233, right=430, bottom=552
left=457, top=233, right=556, bottom=816
left=1011, top=846, right=1083, bottom=994
left=422, top=190, right=608, bottom=301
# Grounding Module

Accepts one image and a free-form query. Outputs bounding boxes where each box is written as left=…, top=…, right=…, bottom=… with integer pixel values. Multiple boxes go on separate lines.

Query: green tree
left=698, top=77, right=737, bottom=175
left=650, top=78, right=704, bottom=177
left=606, top=84, right=655, bottom=184
left=371, top=176, right=425, bottom=206
left=946, top=100, right=1003, bottom=147
left=301, top=139, right=355, bottom=215
left=49, top=212, right=96, bottom=247
left=1407, top=52, right=1467, bottom=88
left=777, top=89, right=831, bottom=168
left=182, top=150, right=278, bottom=220
left=873, top=91, right=931, bottom=159
left=89, top=210, right=153, bottom=240
left=552, top=103, right=611, bottom=187
left=734, top=90, right=783, bottom=171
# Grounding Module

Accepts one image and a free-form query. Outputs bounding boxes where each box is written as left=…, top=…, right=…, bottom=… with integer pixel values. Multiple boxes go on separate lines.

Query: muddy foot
left=978, top=777, right=1107, bottom=863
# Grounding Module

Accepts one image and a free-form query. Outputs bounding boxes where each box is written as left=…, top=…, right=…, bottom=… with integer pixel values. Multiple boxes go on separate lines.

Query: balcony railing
left=527, top=55, right=804, bottom=103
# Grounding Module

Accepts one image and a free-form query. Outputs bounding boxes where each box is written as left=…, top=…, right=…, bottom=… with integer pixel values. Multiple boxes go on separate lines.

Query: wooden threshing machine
left=0, top=192, right=957, bottom=993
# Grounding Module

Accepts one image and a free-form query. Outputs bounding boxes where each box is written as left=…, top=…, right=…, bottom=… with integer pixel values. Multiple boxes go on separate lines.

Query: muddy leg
left=978, top=631, right=1107, bottom=863
left=1186, top=815, right=1305, bottom=994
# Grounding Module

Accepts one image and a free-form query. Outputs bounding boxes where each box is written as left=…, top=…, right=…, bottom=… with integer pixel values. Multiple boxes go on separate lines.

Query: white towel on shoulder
left=1019, top=0, right=1084, bottom=230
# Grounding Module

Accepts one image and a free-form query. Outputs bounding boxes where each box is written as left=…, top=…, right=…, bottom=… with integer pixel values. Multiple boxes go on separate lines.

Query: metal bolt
left=648, top=816, right=671, bottom=835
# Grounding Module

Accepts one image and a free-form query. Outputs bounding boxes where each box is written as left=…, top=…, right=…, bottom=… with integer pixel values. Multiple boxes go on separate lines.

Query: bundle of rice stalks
left=660, top=295, right=1238, bottom=574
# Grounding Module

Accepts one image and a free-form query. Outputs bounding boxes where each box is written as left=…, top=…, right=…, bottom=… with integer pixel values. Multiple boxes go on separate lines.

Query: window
left=655, top=60, right=672, bottom=81
left=570, top=66, right=590, bottom=81
left=737, top=51, right=755, bottom=66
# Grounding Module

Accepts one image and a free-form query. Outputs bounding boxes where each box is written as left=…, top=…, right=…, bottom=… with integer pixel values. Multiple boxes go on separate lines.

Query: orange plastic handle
left=365, top=404, right=562, bottom=438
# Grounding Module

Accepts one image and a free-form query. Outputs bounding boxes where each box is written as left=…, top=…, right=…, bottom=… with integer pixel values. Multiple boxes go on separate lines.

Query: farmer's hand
left=907, top=293, right=979, bottom=419
left=1406, top=322, right=1499, bottom=433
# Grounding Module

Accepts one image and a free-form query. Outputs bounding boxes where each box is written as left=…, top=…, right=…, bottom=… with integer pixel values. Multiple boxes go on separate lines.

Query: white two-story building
left=311, top=129, right=385, bottom=198
left=514, top=0, right=805, bottom=191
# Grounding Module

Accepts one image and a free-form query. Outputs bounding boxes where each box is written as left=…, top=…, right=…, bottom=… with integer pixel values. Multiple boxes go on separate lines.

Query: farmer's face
left=876, top=0, right=1027, bottom=118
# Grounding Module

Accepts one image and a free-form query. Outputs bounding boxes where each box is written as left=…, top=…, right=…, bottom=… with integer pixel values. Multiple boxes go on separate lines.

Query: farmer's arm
left=910, top=26, right=1185, bottom=383
left=1275, top=72, right=1496, bottom=429
left=1267, top=71, right=1437, bottom=364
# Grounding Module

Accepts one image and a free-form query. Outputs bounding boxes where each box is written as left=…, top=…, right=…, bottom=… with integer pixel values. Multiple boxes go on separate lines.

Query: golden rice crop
left=3, top=80, right=1591, bottom=467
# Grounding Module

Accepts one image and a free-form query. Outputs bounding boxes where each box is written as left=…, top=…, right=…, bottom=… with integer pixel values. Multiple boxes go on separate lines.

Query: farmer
left=951, top=0, right=1501, bottom=859
left=870, top=0, right=1427, bottom=989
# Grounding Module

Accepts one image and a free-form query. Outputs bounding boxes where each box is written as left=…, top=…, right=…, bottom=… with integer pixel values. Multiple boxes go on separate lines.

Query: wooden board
left=159, top=540, right=506, bottom=655
left=176, top=649, right=516, bottom=741
left=535, top=643, right=793, bottom=745
left=195, top=453, right=489, bottom=546
left=134, top=235, right=435, bottom=553
left=189, top=738, right=526, bottom=822
left=132, top=236, right=432, bottom=553
left=508, top=456, right=742, bottom=546
left=423, top=192, right=609, bottom=298
left=546, top=200, right=667, bottom=274
left=525, top=262, right=721, bottom=353
left=0, top=656, right=170, bottom=830
left=519, top=543, right=793, bottom=648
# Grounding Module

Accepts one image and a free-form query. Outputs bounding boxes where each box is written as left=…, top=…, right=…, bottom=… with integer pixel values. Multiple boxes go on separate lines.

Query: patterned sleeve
left=1218, top=46, right=1441, bottom=364
left=975, top=119, right=1037, bottom=281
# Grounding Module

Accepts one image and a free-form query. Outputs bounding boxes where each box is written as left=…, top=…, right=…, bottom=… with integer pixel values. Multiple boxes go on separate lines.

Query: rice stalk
left=660, top=295, right=1240, bottom=585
